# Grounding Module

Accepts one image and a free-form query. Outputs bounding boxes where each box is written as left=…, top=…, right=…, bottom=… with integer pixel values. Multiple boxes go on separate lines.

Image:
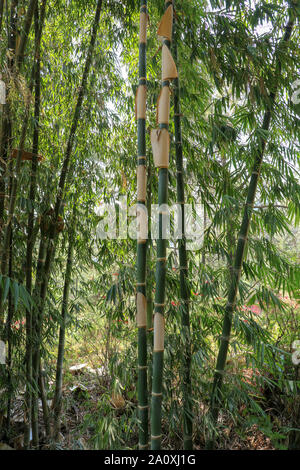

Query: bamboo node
left=139, top=444, right=149, bottom=449
left=151, top=434, right=163, bottom=439
left=226, top=302, right=234, bottom=309
left=233, top=267, right=241, bottom=274
left=220, top=335, right=230, bottom=341
left=151, top=392, right=162, bottom=397
left=138, top=405, right=149, bottom=409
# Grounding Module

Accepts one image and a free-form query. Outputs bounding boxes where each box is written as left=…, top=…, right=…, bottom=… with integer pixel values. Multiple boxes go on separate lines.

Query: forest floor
left=4, top=364, right=279, bottom=450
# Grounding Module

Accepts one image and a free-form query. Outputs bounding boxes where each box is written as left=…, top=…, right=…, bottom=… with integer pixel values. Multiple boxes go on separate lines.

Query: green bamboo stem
left=173, top=13, right=193, bottom=450
left=146, top=164, right=153, bottom=333
left=5, top=227, right=13, bottom=434
left=0, top=0, right=47, bottom=285
left=151, top=0, right=175, bottom=451
left=208, top=14, right=295, bottom=449
left=53, top=208, right=76, bottom=441
left=16, top=0, right=39, bottom=69
left=24, top=0, right=46, bottom=448
left=38, top=360, right=51, bottom=440
left=0, top=0, right=18, bottom=239
left=136, top=0, right=149, bottom=449
left=31, top=232, right=48, bottom=448
left=0, top=0, right=4, bottom=35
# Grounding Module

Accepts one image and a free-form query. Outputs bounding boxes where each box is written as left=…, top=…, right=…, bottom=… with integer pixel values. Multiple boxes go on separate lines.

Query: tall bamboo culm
left=24, top=0, right=46, bottom=448
left=172, top=9, right=193, bottom=450
left=208, top=12, right=295, bottom=449
left=150, top=0, right=177, bottom=450
left=53, top=206, right=76, bottom=440
left=136, top=0, right=149, bottom=450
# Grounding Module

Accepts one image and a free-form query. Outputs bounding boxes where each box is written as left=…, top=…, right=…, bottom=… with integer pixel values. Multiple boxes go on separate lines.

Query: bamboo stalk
left=172, top=9, right=193, bottom=450
left=38, top=360, right=51, bottom=440
left=24, top=0, right=46, bottom=449
left=0, top=0, right=18, bottom=238
left=136, top=0, right=149, bottom=450
left=150, top=0, right=176, bottom=450
left=31, top=232, right=48, bottom=448
left=52, top=207, right=76, bottom=441
left=0, top=0, right=47, bottom=287
left=207, top=13, right=295, bottom=449
left=0, top=0, right=4, bottom=35
left=16, top=0, right=39, bottom=68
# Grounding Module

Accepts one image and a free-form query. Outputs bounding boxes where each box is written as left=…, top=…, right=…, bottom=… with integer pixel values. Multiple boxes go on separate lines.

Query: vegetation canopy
left=0, top=0, right=299, bottom=452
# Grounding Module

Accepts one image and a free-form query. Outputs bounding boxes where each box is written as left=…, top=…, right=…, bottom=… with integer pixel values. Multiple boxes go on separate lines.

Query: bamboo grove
left=0, top=0, right=299, bottom=451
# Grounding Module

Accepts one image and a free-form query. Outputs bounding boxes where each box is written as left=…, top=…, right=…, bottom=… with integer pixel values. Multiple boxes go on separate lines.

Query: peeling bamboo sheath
left=150, top=0, right=177, bottom=451
left=136, top=0, right=149, bottom=450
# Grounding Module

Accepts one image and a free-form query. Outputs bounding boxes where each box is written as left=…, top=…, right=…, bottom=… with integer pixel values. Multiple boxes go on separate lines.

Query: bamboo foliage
left=208, top=11, right=295, bottom=448
left=150, top=0, right=177, bottom=451
left=30, top=0, right=103, bottom=447
left=136, top=0, right=149, bottom=450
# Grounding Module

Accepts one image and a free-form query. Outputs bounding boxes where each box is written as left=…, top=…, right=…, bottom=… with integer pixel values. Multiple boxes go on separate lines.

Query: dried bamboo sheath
left=136, top=0, right=148, bottom=450
left=150, top=0, right=177, bottom=451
